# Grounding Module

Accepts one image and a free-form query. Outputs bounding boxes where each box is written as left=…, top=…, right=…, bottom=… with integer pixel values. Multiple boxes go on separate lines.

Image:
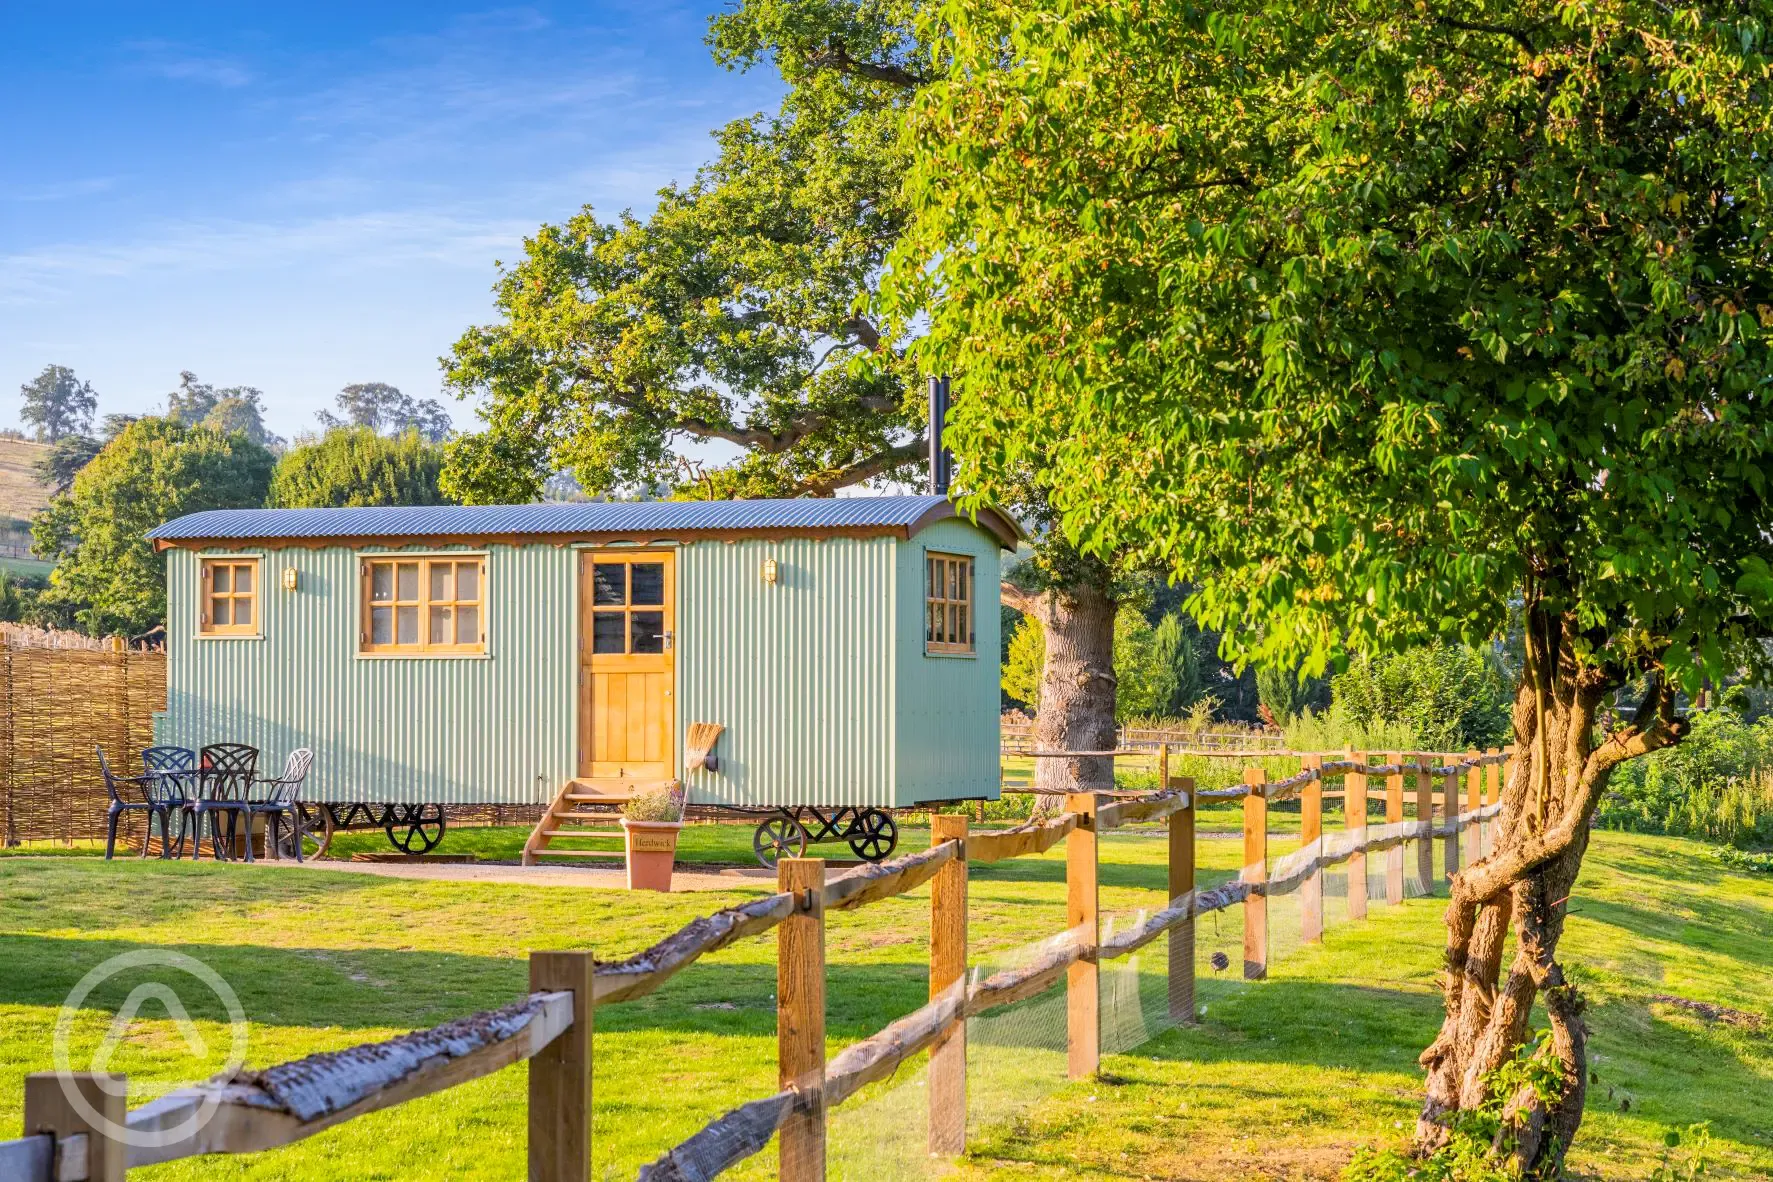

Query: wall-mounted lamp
left=761, top=557, right=779, bottom=585
left=282, top=567, right=299, bottom=592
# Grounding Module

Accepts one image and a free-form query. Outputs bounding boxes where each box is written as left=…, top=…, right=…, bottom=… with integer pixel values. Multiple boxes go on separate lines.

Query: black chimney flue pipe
left=928, top=374, right=952, bottom=496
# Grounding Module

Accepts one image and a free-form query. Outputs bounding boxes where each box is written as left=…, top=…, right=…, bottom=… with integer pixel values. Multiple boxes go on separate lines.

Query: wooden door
left=579, top=550, right=675, bottom=788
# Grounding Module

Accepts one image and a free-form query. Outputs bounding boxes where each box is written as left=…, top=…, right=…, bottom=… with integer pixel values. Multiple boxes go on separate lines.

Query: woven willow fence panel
left=0, top=643, right=167, bottom=846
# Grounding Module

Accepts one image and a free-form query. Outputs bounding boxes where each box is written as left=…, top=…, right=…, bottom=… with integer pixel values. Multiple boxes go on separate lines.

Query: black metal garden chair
left=189, top=743, right=258, bottom=860
left=141, top=745, right=197, bottom=856
left=243, top=748, right=314, bottom=862
left=96, top=747, right=175, bottom=860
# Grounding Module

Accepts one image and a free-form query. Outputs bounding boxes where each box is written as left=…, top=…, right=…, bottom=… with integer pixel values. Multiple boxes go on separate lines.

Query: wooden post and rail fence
left=2, top=746, right=1511, bottom=1182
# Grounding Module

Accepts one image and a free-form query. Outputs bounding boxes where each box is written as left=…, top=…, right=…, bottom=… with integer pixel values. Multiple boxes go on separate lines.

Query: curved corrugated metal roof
left=148, top=495, right=1021, bottom=548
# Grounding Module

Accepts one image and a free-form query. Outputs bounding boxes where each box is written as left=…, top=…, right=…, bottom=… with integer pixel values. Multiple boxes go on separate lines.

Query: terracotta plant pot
left=621, top=818, right=683, bottom=891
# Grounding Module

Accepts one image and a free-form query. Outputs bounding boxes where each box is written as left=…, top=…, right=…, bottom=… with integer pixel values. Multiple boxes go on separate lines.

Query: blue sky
left=0, top=3, right=782, bottom=441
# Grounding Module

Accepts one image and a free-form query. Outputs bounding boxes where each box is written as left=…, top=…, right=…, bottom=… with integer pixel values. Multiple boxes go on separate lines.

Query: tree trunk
left=1001, top=572, right=1119, bottom=809
left=1417, top=598, right=1684, bottom=1175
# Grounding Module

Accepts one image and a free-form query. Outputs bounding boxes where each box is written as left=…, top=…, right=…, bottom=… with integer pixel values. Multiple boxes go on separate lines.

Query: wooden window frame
left=198, top=557, right=262, bottom=638
left=925, top=551, right=976, bottom=656
left=358, top=553, right=488, bottom=657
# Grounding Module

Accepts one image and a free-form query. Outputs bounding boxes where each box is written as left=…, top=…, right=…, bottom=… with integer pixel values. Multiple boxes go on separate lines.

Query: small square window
left=199, top=558, right=260, bottom=637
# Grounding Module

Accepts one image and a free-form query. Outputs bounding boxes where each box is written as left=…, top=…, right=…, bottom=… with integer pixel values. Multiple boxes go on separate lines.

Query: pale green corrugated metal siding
left=677, top=537, right=897, bottom=808
left=894, top=519, right=1003, bottom=803
left=161, top=544, right=575, bottom=804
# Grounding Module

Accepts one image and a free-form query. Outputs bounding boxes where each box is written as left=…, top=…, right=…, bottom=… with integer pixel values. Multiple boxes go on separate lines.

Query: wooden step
left=532, top=849, right=626, bottom=859
left=538, top=827, right=623, bottom=840
left=564, top=793, right=629, bottom=803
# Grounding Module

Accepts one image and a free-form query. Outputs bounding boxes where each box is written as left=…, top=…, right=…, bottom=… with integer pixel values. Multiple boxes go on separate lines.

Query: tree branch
left=796, top=437, right=927, bottom=496
left=1431, top=15, right=1544, bottom=54
left=1000, top=582, right=1040, bottom=616
left=803, top=42, right=927, bottom=89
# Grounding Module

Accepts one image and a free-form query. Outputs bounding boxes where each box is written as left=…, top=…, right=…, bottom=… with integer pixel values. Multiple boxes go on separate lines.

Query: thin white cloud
left=0, top=209, right=532, bottom=305
left=124, top=39, right=254, bottom=88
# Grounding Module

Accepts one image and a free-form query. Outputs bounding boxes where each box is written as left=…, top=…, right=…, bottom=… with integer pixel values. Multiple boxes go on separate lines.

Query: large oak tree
left=445, top=0, right=1136, bottom=797
left=900, top=0, right=1773, bottom=1171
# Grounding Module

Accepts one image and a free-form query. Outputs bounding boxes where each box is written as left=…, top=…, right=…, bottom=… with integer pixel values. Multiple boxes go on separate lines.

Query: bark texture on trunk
left=1418, top=600, right=1684, bottom=1176
left=1001, top=576, right=1119, bottom=808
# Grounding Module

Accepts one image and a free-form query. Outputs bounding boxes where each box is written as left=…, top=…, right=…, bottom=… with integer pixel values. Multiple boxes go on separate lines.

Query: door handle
left=661, top=630, right=674, bottom=651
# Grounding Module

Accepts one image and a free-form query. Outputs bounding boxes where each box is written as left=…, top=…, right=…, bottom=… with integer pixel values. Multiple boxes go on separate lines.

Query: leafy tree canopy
left=18, top=364, right=97, bottom=442
left=440, top=0, right=927, bottom=504
left=318, top=382, right=453, bottom=443
left=903, top=0, right=1773, bottom=1162
left=901, top=0, right=1773, bottom=693
left=269, top=427, right=450, bottom=509
left=167, top=371, right=283, bottom=449
left=1332, top=643, right=1514, bottom=752
left=31, top=417, right=275, bottom=635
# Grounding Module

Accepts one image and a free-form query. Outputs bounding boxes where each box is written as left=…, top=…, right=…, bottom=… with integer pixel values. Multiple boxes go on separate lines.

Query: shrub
left=1331, top=643, right=1512, bottom=752
left=1599, top=707, right=1773, bottom=848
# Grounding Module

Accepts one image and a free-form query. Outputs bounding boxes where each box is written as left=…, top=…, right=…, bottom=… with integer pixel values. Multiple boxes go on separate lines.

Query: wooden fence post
left=1346, top=752, right=1368, bottom=921
left=1300, top=753, right=1324, bottom=944
left=25, top=1072, right=128, bottom=1182
left=1066, top=792, right=1100, bottom=1080
left=529, top=950, right=593, bottom=1182
left=1442, top=759, right=1461, bottom=883
left=1385, top=756, right=1406, bottom=905
left=1242, top=767, right=1267, bottom=981
left=1464, top=750, right=1483, bottom=866
left=1413, top=750, right=1434, bottom=892
left=778, top=858, right=826, bottom=1182
left=929, top=815, right=968, bottom=1156
left=1485, top=747, right=1502, bottom=856
left=1168, top=766, right=1197, bottom=1024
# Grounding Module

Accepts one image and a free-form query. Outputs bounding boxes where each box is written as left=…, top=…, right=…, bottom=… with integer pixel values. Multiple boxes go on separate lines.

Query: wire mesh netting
left=671, top=766, right=1506, bottom=1181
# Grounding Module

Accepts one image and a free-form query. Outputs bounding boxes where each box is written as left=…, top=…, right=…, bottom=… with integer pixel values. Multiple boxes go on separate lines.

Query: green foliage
left=1112, top=607, right=1166, bottom=721
left=18, top=364, right=97, bottom=442
left=1002, top=607, right=1205, bottom=722
left=30, top=417, right=275, bottom=635
left=897, top=0, right=1773, bottom=696
left=166, top=371, right=282, bottom=449
left=1332, top=644, right=1513, bottom=752
left=268, top=428, right=450, bottom=509
left=1000, top=612, right=1043, bottom=709
left=1343, top=1030, right=1567, bottom=1182
left=1283, top=703, right=1421, bottom=758
left=0, top=572, right=71, bottom=630
left=1150, top=612, right=1208, bottom=716
left=1600, top=708, right=1773, bottom=848
left=317, top=383, right=452, bottom=442
left=1255, top=662, right=1328, bottom=724
left=34, top=434, right=102, bottom=495
left=443, top=0, right=925, bottom=501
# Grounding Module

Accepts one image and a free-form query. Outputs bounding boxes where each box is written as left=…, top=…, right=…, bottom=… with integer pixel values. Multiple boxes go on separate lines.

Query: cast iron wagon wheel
left=385, top=803, right=446, bottom=855
left=278, top=803, right=334, bottom=860
left=846, top=809, right=898, bottom=862
left=753, top=815, right=808, bottom=867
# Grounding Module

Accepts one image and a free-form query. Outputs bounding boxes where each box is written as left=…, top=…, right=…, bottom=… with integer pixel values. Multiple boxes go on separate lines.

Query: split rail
left=4, top=746, right=1512, bottom=1182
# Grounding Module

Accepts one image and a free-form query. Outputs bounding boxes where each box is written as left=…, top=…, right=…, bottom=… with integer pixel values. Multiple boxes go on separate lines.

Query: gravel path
left=292, top=858, right=778, bottom=892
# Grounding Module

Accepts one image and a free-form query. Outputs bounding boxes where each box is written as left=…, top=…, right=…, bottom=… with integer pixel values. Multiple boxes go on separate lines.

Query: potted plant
left=621, top=782, right=686, bottom=891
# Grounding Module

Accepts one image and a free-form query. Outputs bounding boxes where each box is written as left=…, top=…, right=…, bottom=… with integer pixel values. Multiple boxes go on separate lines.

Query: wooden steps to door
left=523, top=780, right=631, bottom=866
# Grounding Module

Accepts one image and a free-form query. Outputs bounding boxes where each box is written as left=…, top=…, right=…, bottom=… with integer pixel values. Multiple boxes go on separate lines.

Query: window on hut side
left=360, top=556, right=486, bottom=654
left=199, top=558, right=260, bottom=636
left=925, top=552, right=974, bottom=655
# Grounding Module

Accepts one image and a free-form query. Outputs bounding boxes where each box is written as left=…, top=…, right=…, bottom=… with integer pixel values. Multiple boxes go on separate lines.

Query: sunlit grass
left=0, top=829, right=1767, bottom=1179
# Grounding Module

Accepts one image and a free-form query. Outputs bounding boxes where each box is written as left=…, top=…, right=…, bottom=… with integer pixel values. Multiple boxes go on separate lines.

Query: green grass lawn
left=1, top=829, right=1767, bottom=1180
left=0, top=553, right=52, bottom=579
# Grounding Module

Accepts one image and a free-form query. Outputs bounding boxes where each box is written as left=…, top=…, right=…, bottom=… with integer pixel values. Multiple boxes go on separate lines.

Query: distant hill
left=0, top=437, right=54, bottom=528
